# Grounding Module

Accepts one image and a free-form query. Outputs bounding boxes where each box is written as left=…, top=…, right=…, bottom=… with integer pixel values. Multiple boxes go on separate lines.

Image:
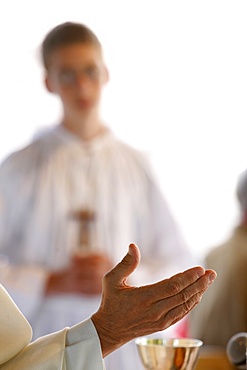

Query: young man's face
left=45, top=43, right=108, bottom=119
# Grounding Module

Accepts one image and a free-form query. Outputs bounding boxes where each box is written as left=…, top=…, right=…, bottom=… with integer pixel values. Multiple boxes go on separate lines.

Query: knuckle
left=144, top=303, right=165, bottom=323
left=138, top=294, right=151, bottom=309
left=156, top=319, right=169, bottom=332
left=193, top=291, right=204, bottom=304
left=166, top=281, right=181, bottom=295
left=152, top=308, right=165, bottom=322
left=179, top=289, right=191, bottom=303
left=103, top=270, right=111, bottom=282
left=182, top=299, right=192, bottom=313
left=160, top=312, right=174, bottom=330
left=183, top=292, right=203, bottom=313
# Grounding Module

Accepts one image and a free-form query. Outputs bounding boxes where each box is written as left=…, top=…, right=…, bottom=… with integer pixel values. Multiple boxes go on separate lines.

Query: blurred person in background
left=0, top=22, right=196, bottom=369
left=188, top=168, right=247, bottom=347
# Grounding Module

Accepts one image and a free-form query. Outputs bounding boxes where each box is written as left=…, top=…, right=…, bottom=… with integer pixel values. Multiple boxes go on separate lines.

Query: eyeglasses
left=52, top=66, right=101, bottom=86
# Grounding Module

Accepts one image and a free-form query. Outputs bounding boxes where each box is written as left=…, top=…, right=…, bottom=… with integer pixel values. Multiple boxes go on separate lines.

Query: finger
left=161, top=269, right=217, bottom=309
left=144, top=269, right=217, bottom=327
left=147, top=266, right=208, bottom=301
left=128, top=288, right=207, bottom=336
left=104, top=243, right=140, bottom=287
left=146, top=269, right=216, bottom=322
left=163, top=286, right=210, bottom=329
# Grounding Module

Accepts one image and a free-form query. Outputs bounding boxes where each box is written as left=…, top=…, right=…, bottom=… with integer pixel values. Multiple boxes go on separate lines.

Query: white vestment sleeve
left=65, top=319, right=105, bottom=370
left=0, top=319, right=105, bottom=370
left=0, top=283, right=105, bottom=369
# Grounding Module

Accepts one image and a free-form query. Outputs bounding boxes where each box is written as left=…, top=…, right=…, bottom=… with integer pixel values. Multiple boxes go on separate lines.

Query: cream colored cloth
left=0, top=124, right=196, bottom=369
left=0, top=284, right=105, bottom=369
left=0, top=284, right=32, bottom=365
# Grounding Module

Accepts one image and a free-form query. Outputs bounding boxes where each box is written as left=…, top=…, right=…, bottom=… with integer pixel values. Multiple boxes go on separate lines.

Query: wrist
left=91, top=312, right=123, bottom=357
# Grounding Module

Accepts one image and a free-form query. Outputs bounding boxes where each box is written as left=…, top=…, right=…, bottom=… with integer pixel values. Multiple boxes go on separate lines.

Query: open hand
left=91, top=243, right=217, bottom=357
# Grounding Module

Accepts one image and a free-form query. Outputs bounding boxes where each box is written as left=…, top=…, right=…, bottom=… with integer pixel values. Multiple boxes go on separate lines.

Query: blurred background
left=1, top=0, right=247, bottom=260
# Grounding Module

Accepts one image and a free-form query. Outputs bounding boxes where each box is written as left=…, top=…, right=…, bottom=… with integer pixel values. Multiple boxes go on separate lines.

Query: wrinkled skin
left=91, top=243, right=217, bottom=357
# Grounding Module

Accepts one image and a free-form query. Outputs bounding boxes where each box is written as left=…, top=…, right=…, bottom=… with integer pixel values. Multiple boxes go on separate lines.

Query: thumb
left=107, top=243, right=140, bottom=286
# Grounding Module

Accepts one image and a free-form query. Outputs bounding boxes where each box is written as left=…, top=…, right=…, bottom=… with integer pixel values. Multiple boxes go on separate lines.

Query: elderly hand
left=91, top=243, right=217, bottom=357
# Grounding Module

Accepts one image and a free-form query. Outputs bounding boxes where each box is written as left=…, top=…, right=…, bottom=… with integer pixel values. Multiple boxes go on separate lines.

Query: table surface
left=195, top=345, right=236, bottom=370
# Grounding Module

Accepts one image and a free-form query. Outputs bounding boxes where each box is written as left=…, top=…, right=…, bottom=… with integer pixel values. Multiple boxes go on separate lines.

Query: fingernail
left=128, top=244, right=134, bottom=255
left=197, top=268, right=205, bottom=278
left=209, top=272, right=217, bottom=283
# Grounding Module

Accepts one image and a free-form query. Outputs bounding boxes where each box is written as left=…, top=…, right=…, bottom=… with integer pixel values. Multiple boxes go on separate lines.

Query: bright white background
left=1, top=1, right=247, bottom=260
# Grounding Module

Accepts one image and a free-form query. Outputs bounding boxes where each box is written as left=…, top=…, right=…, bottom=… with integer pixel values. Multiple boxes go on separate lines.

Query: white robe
left=0, top=284, right=104, bottom=370
left=0, top=125, right=195, bottom=369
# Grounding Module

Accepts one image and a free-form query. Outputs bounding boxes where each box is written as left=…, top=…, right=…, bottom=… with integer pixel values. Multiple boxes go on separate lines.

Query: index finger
left=147, top=266, right=209, bottom=301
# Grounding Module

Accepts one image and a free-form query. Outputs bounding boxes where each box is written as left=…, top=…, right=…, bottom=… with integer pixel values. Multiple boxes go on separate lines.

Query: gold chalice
left=136, top=337, right=203, bottom=370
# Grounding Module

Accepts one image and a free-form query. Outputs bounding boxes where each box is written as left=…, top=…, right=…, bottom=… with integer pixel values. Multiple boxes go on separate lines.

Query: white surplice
left=0, top=284, right=105, bottom=370
left=0, top=125, right=195, bottom=370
